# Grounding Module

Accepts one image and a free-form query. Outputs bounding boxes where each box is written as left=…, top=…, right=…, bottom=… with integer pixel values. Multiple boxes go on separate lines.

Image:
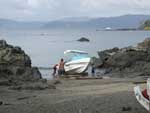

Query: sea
left=0, top=28, right=150, bottom=79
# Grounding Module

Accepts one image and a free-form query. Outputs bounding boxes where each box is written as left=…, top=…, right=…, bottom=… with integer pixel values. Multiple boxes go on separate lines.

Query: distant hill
left=0, top=19, right=17, bottom=28
left=0, top=19, right=46, bottom=29
left=0, top=14, right=150, bottom=29
left=44, top=15, right=150, bottom=29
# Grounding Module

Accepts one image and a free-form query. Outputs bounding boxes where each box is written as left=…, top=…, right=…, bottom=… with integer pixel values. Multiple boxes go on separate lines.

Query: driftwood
left=76, top=77, right=103, bottom=80
left=132, top=81, right=146, bottom=84
left=17, top=95, right=36, bottom=100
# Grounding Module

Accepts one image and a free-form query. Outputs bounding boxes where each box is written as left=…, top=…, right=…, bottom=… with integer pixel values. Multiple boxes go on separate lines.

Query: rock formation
left=93, top=38, right=150, bottom=77
left=77, top=37, right=90, bottom=42
left=0, top=40, right=55, bottom=89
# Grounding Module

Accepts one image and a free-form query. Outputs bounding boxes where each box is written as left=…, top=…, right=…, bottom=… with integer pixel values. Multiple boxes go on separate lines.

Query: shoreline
left=0, top=32, right=150, bottom=113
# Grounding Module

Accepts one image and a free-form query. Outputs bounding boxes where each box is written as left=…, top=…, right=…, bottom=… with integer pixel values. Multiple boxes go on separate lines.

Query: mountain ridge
left=0, top=14, right=150, bottom=29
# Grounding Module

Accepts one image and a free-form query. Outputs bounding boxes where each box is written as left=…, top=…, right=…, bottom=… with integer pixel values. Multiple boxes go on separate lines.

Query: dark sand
left=0, top=78, right=148, bottom=113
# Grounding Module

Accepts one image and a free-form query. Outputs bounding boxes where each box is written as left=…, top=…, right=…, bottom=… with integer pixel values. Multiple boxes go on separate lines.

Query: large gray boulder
left=0, top=40, right=31, bottom=67
left=0, top=40, right=57, bottom=90
left=0, top=40, right=44, bottom=86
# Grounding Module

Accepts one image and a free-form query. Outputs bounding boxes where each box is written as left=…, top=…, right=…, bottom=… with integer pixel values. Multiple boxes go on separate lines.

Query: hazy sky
left=0, top=0, right=150, bottom=21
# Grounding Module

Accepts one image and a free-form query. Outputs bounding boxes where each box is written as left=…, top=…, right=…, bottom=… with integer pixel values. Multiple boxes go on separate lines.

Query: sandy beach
left=0, top=77, right=148, bottom=113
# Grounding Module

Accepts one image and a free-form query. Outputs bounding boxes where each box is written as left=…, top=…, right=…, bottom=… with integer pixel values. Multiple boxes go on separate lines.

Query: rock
left=0, top=79, right=11, bottom=86
left=92, top=47, right=120, bottom=68
left=100, top=47, right=119, bottom=54
left=0, top=40, right=7, bottom=48
left=77, top=37, right=90, bottom=42
left=0, top=40, right=51, bottom=90
left=0, top=46, right=31, bottom=66
left=52, top=80, right=61, bottom=85
left=122, top=107, right=132, bottom=111
left=32, top=67, right=42, bottom=79
left=39, top=79, right=47, bottom=83
left=17, top=96, right=36, bottom=100
left=98, top=47, right=119, bottom=60
left=0, top=101, right=3, bottom=105
left=106, top=50, right=147, bottom=68
left=94, top=38, right=150, bottom=77
left=137, top=38, right=150, bottom=51
left=91, top=57, right=103, bottom=67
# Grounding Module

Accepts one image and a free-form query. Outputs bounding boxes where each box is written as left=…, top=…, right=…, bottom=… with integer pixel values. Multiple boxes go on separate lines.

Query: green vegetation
left=139, top=20, right=150, bottom=30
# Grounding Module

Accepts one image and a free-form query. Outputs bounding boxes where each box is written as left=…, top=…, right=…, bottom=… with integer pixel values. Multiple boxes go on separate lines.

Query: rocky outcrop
left=0, top=40, right=55, bottom=89
left=139, top=20, right=150, bottom=30
left=93, top=38, right=150, bottom=77
left=137, top=38, right=150, bottom=51
left=92, top=47, right=119, bottom=67
left=0, top=40, right=41, bottom=80
left=77, top=37, right=90, bottom=42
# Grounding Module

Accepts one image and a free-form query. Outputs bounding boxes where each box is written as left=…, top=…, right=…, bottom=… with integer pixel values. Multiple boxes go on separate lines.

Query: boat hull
left=64, top=58, right=90, bottom=74
left=134, top=86, right=150, bottom=111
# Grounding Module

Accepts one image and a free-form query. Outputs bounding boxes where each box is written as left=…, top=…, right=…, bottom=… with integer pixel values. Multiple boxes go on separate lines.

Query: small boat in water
left=134, top=78, right=150, bottom=111
left=64, top=50, right=91, bottom=74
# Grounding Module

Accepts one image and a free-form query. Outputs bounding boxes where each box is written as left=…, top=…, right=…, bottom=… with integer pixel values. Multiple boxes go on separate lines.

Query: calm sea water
left=0, top=29, right=150, bottom=79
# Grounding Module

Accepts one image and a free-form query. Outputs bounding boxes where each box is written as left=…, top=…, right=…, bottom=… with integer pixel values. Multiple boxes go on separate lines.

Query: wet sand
left=0, top=77, right=148, bottom=113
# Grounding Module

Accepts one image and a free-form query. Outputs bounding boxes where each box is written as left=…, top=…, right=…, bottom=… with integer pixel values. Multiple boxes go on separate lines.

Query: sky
left=0, top=0, right=150, bottom=21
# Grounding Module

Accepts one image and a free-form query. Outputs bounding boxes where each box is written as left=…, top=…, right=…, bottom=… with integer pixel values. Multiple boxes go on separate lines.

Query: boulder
left=77, top=37, right=90, bottom=42
left=91, top=57, right=103, bottom=67
left=137, top=38, right=150, bottom=51
left=0, top=40, right=7, bottom=48
left=93, top=47, right=120, bottom=67
left=0, top=40, right=49, bottom=89
left=122, top=107, right=132, bottom=111
left=0, top=101, right=3, bottom=106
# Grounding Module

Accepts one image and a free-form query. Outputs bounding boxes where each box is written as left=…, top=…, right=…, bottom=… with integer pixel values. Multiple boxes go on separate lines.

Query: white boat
left=64, top=50, right=91, bottom=74
left=134, top=78, right=150, bottom=111
left=134, top=86, right=150, bottom=111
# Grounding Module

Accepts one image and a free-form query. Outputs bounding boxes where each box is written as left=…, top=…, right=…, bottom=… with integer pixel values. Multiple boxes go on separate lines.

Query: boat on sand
left=64, top=50, right=91, bottom=74
left=134, top=78, right=150, bottom=111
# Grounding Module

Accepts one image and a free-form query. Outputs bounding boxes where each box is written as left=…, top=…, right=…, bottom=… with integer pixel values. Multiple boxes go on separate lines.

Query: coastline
left=1, top=33, right=150, bottom=113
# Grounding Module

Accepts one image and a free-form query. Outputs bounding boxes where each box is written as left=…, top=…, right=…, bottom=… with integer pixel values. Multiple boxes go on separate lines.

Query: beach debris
left=122, top=106, right=132, bottom=111
left=3, top=103, right=13, bottom=106
left=76, top=77, right=103, bottom=80
left=52, top=80, right=61, bottom=85
left=132, top=81, right=146, bottom=84
left=17, top=95, right=36, bottom=100
left=0, top=101, right=3, bottom=106
left=77, top=37, right=90, bottom=42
